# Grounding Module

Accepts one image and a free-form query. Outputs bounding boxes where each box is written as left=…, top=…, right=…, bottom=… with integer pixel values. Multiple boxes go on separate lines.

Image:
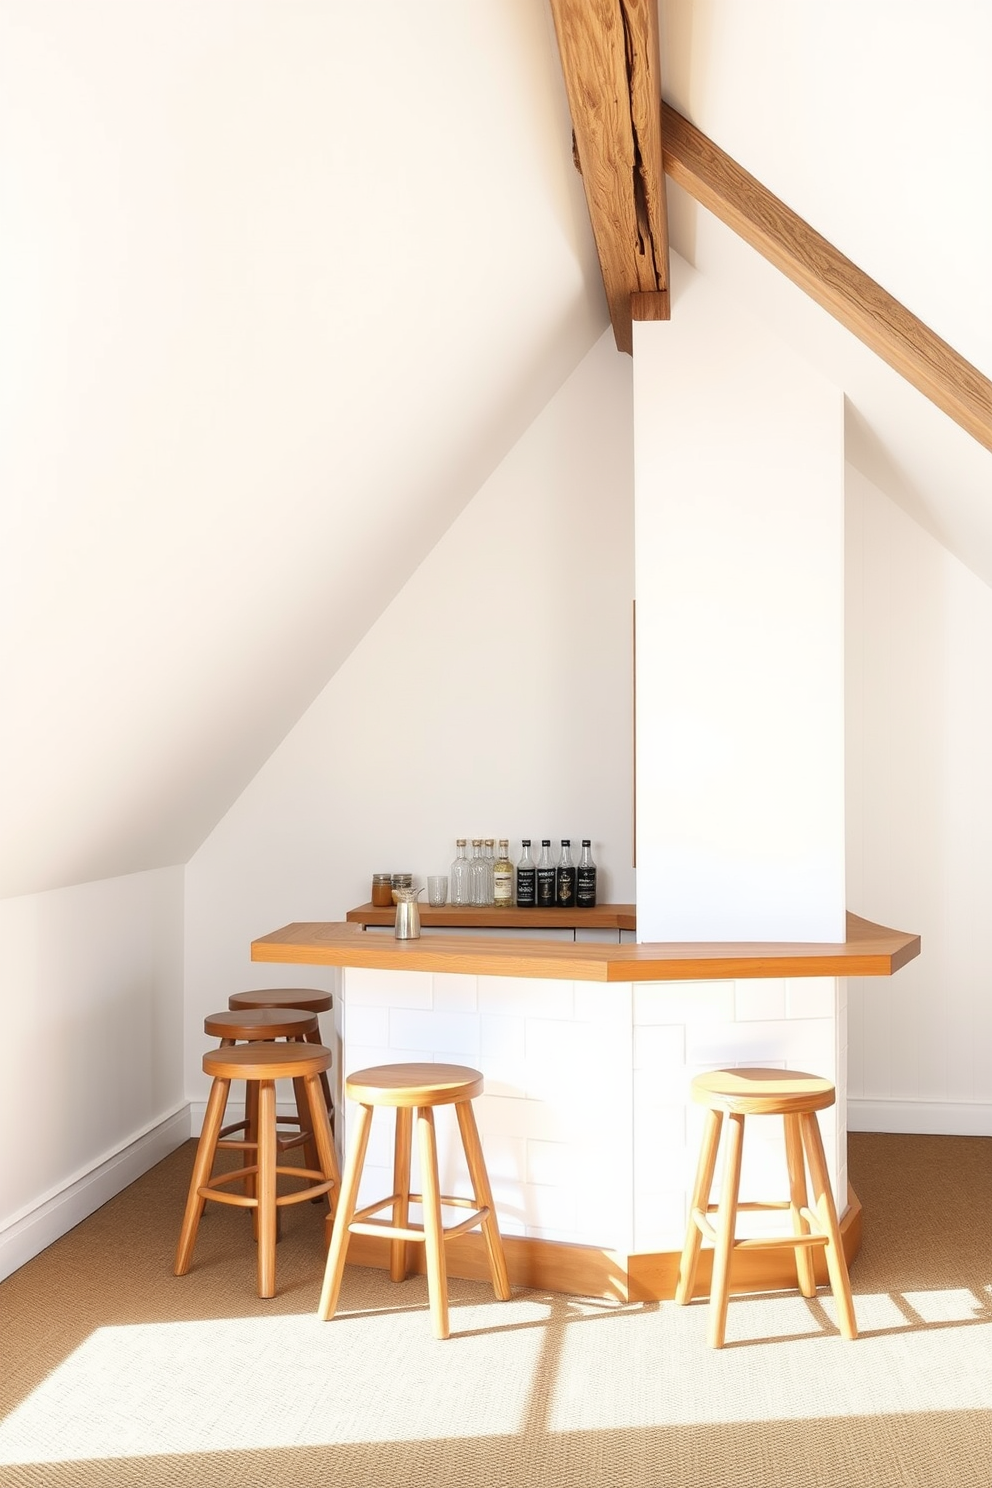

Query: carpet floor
left=1, top=1132, right=991, bottom=1487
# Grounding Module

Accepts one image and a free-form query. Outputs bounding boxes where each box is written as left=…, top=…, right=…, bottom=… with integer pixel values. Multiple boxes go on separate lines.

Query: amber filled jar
left=371, top=873, right=394, bottom=907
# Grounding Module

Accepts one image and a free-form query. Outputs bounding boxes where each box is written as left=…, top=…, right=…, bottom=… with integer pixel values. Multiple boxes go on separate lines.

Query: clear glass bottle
left=556, top=839, right=576, bottom=909
left=449, top=839, right=471, bottom=907
left=536, top=839, right=556, bottom=908
left=515, top=839, right=537, bottom=908
left=493, top=839, right=514, bottom=908
left=576, top=839, right=597, bottom=908
left=469, top=838, right=488, bottom=907
left=483, top=837, right=496, bottom=906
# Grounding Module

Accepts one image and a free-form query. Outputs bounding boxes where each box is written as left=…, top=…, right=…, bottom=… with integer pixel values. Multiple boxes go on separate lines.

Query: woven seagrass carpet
left=1, top=1132, right=991, bottom=1487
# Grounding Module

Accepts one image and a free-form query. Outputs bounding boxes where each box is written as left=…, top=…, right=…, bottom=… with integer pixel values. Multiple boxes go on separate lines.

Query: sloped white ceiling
left=0, top=0, right=605, bottom=897
left=2, top=0, right=989, bottom=900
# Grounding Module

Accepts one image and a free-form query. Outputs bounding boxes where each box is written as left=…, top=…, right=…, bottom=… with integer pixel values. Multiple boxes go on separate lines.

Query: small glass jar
left=371, top=873, right=394, bottom=907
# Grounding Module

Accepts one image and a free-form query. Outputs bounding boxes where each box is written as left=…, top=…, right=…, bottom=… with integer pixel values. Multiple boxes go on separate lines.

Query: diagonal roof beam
left=548, top=0, right=670, bottom=355
left=662, top=103, right=992, bottom=455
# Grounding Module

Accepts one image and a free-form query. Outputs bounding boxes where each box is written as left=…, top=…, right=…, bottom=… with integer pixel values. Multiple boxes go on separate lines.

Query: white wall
left=0, top=867, right=185, bottom=1279
left=634, top=254, right=846, bottom=941
left=846, top=465, right=992, bottom=1135
left=184, top=331, right=636, bottom=1104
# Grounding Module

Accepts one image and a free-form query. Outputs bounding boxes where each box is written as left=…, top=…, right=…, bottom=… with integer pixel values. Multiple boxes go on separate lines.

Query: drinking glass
left=427, top=875, right=448, bottom=907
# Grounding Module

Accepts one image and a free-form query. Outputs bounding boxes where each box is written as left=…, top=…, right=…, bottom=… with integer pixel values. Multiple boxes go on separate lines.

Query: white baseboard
left=0, top=1105, right=191, bottom=1282
left=848, top=1098, right=992, bottom=1138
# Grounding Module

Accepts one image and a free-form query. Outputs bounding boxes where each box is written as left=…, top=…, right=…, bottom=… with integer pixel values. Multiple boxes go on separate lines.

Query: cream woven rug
left=1, top=1133, right=991, bottom=1487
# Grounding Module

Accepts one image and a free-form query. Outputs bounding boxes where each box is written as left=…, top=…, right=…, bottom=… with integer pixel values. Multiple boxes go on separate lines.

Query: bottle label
left=576, top=867, right=597, bottom=907
left=494, top=869, right=513, bottom=906
left=536, top=868, right=556, bottom=906
left=556, top=867, right=576, bottom=907
left=516, top=867, right=537, bottom=906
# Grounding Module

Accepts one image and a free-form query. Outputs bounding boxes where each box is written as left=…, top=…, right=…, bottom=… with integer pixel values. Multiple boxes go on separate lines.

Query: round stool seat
left=676, top=1066, right=856, bottom=1348
left=229, top=987, right=332, bottom=1015
left=205, top=1007, right=319, bottom=1042
left=346, top=1062, right=485, bottom=1108
left=691, top=1067, right=836, bottom=1116
left=203, top=1041, right=332, bottom=1083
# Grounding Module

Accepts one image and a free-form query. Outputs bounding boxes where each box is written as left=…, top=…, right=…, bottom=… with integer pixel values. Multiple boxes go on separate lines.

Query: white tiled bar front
left=335, top=964, right=847, bottom=1256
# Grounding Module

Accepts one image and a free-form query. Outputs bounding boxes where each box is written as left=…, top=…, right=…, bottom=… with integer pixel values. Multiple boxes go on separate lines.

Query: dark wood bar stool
left=205, top=1007, right=326, bottom=1184
left=175, top=1042, right=340, bottom=1298
left=229, top=988, right=334, bottom=1128
left=675, top=1067, right=857, bottom=1348
left=318, top=1062, right=511, bottom=1339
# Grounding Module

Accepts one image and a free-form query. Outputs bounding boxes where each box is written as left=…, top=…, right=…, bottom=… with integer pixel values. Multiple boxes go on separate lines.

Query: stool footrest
left=348, top=1207, right=489, bottom=1244
left=198, top=1165, right=335, bottom=1208
left=693, top=1207, right=830, bottom=1249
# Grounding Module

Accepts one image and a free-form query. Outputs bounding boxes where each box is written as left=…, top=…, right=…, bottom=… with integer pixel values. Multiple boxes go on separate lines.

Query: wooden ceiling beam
left=662, top=103, right=992, bottom=455
left=548, top=0, right=670, bottom=355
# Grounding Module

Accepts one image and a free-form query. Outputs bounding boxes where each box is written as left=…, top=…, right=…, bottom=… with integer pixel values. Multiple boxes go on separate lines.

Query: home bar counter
left=252, top=912, right=920, bottom=1302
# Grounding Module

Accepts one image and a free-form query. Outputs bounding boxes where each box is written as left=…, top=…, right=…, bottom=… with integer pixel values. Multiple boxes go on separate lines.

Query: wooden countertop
left=345, top=902, right=637, bottom=930
left=251, top=912, right=920, bottom=983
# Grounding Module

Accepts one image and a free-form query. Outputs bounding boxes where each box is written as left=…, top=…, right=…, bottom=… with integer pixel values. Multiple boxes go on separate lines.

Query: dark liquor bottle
left=536, top=839, right=556, bottom=907
left=556, top=839, right=576, bottom=908
left=576, top=839, right=597, bottom=907
left=515, top=840, right=537, bottom=907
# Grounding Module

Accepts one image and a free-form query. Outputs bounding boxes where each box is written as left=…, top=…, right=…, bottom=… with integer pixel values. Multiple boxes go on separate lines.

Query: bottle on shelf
left=483, top=838, right=496, bottom=906
left=555, top=839, right=576, bottom=908
left=576, top=839, right=597, bottom=908
left=493, top=839, right=514, bottom=908
left=515, top=839, right=537, bottom=908
left=469, top=839, right=488, bottom=907
left=536, top=839, right=556, bottom=908
left=450, top=839, right=471, bottom=907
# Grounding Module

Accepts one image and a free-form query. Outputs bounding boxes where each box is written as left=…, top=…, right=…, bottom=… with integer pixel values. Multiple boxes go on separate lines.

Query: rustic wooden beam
left=548, top=0, right=670, bottom=355
left=662, top=103, right=992, bottom=455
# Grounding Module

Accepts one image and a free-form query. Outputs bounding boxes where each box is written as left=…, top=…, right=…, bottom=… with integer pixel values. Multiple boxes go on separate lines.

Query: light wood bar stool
left=318, top=1062, right=511, bottom=1339
left=228, top=988, right=334, bottom=1128
left=175, top=1042, right=340, bottom=1298
left=205, top=1007, right=326, bottom=1188
left=675, top=1067, right=857, bottom=1348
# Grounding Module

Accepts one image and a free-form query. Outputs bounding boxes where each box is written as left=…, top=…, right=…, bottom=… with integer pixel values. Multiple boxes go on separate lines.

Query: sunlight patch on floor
left=0, top=1300, right=550, bottom=1465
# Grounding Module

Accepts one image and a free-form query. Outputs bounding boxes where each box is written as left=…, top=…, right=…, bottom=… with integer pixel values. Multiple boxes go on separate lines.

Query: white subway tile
left=432, top=973, right=479, bottom=1011
left=388, top=1009, right=481, bottom=1057
left=734, top=978, right=787, bottom=1021
left=786, top=976, right=837, bottom=1019
left=573, top=982, right=632, bottom=1025
left=342, top=1005, right=389, bottom=1047
left=526, top=1139, right=577, bottom=1189
left=478, top=975, right=574, bottom=1019
left=633, top=1023, right=686, bottom=1071
left=344, top=968, right=433, bottom=1009
left=634, top=980, right=734, bottom=1026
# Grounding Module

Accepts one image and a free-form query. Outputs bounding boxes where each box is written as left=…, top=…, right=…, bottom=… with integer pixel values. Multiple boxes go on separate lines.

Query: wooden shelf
left=345, top=902, right=636, bottom=931
left=252, top=912, right=920, bottom=984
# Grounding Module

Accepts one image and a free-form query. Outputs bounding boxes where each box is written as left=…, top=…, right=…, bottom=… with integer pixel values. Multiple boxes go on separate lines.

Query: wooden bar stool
left=317, top=1062, right=511, bottom=1339
left=175, top=1042, right=340, bottom=1298
left=229, top=988, right=334, bottom=1127
left=205, top=1007, right=327, bottom=1190
left=675, top=1067, right=858, bottom=1348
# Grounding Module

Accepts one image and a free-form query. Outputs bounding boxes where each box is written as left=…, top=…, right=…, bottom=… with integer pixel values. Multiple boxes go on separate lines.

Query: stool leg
left=800, top=1111, right=858, bottom=1340
left=245, top=1076, right=260, bottom=1237
left=291, top=1070, right=323, bottom=1190
left=455, top=1099, right=511, bottom=1301
left=675, top=1106, right=723, bottom=1306
left=708, top=1110, right=744, bottom=1349
left=391, top=1107, right=413, bottom=1283
left=783, top=1112, right=816, bottom=1298
left=256, top=1079, right=278, bottom=1298
left=303, top=1071, right=341, bottom=1208
left=304, top=1026, right=335, bottom=1132
left=175, top=1076, right=230, bottom=1276
left=417, top=1105, right=449, bottom=1340
left=318, top=1101, right=374, bottom=1321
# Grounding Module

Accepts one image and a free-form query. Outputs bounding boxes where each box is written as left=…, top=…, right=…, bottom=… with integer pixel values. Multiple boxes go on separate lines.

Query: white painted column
left=633, top=253, right=846, bottom=944
left=632, top=254, right=848, bottom=1221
